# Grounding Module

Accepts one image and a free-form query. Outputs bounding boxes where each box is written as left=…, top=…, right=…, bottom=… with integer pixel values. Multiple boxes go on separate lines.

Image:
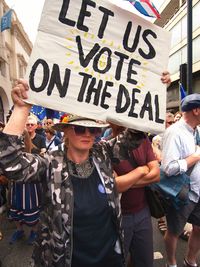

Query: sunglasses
left=167, top=121, right=174, bottom=125
left=26, top=123, right=35, bottom=127
left=71, top=125, right=102, bottom=136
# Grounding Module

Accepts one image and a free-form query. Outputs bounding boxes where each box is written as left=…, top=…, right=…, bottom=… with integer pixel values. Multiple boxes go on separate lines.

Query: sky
left=5, top=0, right=165, bottom=44
left=5, top=0, right=45, bottom=43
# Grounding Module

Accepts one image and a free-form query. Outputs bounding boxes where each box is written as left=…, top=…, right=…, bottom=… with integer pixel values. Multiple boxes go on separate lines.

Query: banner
left=1, top=9, right=12, bottom=32
left=25, top=0, right=171, bottom=134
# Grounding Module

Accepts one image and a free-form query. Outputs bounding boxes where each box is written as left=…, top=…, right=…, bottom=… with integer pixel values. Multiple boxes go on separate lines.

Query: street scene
left=1, top=212, right=200, bottom=267
left=0, top=0, right=200, bottom=267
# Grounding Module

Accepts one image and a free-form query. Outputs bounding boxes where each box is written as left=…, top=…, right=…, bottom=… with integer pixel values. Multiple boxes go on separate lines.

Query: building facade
left=154, top=0, right=200, bottom=111
left=0, top=0, right=32, bottom=123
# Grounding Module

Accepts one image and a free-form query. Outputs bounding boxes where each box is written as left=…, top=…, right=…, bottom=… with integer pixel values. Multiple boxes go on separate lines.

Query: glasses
left=46, top=122, right=53, bottom=125
left=72, top=125, right=102, bottom=136
left=166, top=121, right=174, bottom=125
left=26, top=123, right=35, bottom=127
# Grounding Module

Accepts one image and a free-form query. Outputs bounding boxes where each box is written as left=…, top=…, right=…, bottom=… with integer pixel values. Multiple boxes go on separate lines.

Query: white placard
left=25, top=0, right=171, bottom=134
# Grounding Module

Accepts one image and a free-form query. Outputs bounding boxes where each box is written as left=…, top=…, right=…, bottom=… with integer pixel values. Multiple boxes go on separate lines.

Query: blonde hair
left=27, top=114, right=38, bottom=125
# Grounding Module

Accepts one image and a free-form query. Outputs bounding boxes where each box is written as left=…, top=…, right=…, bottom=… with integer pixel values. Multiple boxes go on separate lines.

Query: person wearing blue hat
left=161, top=93, right=200, bottom=267
left=181, top=93, right=200, bottom=112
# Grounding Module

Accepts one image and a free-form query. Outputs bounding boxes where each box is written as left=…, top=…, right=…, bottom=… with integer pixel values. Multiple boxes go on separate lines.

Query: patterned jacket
left=0, top=133, right=124, bottom=267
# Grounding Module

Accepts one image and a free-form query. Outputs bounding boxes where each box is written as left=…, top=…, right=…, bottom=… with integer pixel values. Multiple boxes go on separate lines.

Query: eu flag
left=179, top=83, right=187, bottom=100
left=1, top=9, right=12, bottom=32
left=30, top=105, right=46, bottom=121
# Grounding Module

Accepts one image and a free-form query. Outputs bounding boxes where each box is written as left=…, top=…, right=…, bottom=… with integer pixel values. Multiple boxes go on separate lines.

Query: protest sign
left=25, top=0, right=171, bottom=134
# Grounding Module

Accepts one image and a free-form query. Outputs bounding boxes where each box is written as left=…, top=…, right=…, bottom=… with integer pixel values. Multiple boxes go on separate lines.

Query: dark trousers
left=122, top=206, right=153, bottom=267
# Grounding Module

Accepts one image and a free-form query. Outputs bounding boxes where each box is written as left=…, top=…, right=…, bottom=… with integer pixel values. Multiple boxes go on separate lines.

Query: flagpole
left=187, top=0, right=193, bottom=95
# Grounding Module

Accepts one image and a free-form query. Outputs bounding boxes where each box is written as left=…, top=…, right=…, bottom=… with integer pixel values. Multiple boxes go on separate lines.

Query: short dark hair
left=45, top=127, right=55, bottom=135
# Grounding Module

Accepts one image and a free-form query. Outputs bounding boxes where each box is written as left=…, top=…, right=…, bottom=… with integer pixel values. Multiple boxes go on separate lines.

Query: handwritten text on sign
left=25, top=0, right=171, bottom=134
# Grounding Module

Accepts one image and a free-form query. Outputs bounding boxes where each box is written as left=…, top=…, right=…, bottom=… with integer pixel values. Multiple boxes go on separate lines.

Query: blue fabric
left=31, top=105, right=46, bottom=120
left=54, top=136, right=62, bottom=146
left=181, top=93, right=200, bottom=111
left=1, top=9, right=12, bottom=32
left=9, top=182, right=41, bottom=225
left=180, top=83, right=187, bottom=100
left=31, top=106, right=65, bottom=121
left=125, top=0, right=160, bottom=18
left=152, top=169, right=190, bottom=210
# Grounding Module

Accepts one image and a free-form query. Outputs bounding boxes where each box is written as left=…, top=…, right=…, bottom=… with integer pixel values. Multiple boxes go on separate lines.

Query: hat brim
left=53, top=119, right=109, bottom=132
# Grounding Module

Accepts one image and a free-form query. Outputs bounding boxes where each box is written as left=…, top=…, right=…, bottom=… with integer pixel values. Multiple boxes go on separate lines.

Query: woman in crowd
left=174, top=111, right=182, bottom=123
left=44, top=127, right=62, bottom=151
left=8, top=129, right=42, bottom=245
left=0, top=79, right=149, bottom=267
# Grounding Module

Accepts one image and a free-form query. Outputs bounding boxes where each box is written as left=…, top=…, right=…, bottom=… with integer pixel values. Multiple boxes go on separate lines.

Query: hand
left=138, top=165, right=149, bottom=176
left=11, top=79, right=30, bottom=107
left=161, top=71, right=171, bottom=87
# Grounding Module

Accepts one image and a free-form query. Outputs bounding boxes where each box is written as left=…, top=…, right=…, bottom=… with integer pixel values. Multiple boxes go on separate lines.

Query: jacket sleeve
left=0, top=132, right=48, bottom=182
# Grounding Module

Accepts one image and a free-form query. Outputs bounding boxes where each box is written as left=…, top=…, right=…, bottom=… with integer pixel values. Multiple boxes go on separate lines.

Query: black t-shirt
left=31, top=133, right=46, bottom=154
left=71, top=167, right=117, bottom=267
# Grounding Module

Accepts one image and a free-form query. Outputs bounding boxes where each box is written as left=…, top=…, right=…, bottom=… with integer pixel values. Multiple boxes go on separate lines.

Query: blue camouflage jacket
left=0, top=132, right=124, bottom=267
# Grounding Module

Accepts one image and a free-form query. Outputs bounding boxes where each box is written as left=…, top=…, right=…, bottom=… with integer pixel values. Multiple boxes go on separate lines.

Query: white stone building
left=0, top=0, right=32, bottom=123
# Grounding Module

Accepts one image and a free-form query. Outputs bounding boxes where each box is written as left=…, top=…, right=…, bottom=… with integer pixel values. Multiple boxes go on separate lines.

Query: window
left=193, top=2, right=200, bottom=31
left=0, top=97, right=4, bottom=123
left=0, top=58, right=6, bottom=77
left=17, top=54, right=27, bottom=78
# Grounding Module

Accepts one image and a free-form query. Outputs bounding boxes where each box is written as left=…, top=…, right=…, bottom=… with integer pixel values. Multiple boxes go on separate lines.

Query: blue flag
left=1, top=9, right=12, bottom=32
left=30, top=106, right=64, bottom=121
left=30, top=105, right=46, bottom=121
left=179, top=83, right=187, bottom=100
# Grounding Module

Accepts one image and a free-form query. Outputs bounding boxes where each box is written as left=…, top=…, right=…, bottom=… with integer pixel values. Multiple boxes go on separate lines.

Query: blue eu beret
left=181, top=93, right=200, bottom=112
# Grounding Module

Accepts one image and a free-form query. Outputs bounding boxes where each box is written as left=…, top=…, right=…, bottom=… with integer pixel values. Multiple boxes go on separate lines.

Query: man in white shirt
left=161, top=94, right=200, bottom=267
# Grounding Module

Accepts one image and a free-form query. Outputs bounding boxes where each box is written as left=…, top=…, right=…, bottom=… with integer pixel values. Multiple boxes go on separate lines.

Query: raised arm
left=0, top=80, right=47, bottom=183
left=3, top=79, right=31, bottom=135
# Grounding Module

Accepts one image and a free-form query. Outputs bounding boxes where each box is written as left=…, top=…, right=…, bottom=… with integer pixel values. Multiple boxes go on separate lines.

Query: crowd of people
left=0, top=75, right=200, bottom=267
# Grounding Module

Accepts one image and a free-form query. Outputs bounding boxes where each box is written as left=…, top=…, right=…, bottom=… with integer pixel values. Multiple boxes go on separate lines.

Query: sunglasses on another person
left=166, top=121, right=174, bottom=125
left=71, top=125, right=102, bottom=136
left=26, top=123, right=35, bottom=127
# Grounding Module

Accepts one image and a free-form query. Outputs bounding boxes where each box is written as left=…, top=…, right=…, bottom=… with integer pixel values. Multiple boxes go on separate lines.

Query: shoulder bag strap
left=46, top=136, right=56, bottom=151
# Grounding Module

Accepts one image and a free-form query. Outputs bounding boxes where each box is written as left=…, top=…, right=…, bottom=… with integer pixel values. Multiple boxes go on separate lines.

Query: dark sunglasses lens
left=73, top=126, right=101, bottom=135
left=89, top=127, right=101, bottom=135
left=73, top=126, right=86, bottom=135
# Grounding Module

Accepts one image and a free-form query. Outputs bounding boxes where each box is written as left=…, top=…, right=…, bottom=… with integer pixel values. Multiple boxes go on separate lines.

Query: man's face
left=193, top=108, right=200, bottom=126
left=45, top=119, right=54, bottom=127
left=37, top=122, right=43, bottom=129
left=26, top=120, right=37, bottom=133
